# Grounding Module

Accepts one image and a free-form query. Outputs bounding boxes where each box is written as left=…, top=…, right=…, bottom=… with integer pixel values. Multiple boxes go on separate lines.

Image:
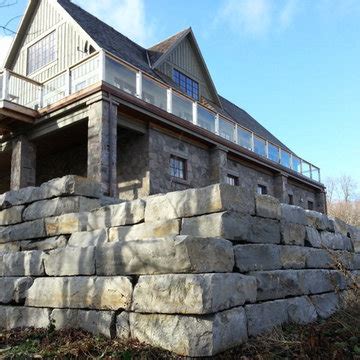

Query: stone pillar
left=10, top=136, right=36, bottom=190
left=209, top=146, right=228, bottom=184
left=87, top=99, right=117, bottom=197
left=316, top=190, right=327, bottom=214
left=274, top=173, right=288, bottom=204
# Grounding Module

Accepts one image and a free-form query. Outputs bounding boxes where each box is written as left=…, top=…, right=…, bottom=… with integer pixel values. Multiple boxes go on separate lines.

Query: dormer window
left=27, top=31, right=57, bottom=75
left=173, top=69, right=199, bottom=101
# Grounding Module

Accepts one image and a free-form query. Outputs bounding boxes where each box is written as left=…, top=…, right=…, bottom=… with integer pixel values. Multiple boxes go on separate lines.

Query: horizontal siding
left=12, top=0, right=91, bottom=83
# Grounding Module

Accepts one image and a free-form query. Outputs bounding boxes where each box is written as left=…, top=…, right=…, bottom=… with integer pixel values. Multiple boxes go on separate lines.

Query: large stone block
left=305, top=248, right=334, bottom=269
left=181, top=212, right=251, bottom=241
left=26, top=276, right=132, bottom=310
left=310, top=292, right=339, bottom=318
left=96, top=236, right=234, bottom=275
left=234, top=244, right=281, bottom=272
left=109, top=219, right=181, bottom=242
left=305, top=227, right=322, bottom=248
left=286, top=297, right=318, bottom=324
left=0, top=250, right=44, bottom=276
left=0, top=306, right=50, bottom=330
left=45, top=213, right=88, bottom=236
left=255, top=195, right=281, bottom=220
left=0, top=176, right=101, bottom=210
left=320, top=232, right=354, bottom=251
left=68, top=229, right=107, bottom=247
left=116, top=312, right=130, bottom=339
left=20, top=236, right=68, bottom=251
left=0, top=242, right=20, bottom=252
left=131, top=273, right=256, bottom=314
left=44, top=247, right=95, bottom=276
left=245, top=299, right=288, bottom=336
left=130, top=307, right=248, bottom=357
left=0, top=206, right=24, bottom=226
left=0, top=219, right=46, bottom=243
left=87, top=199, right=145, bottom=230
left=305, top=210, right=334, bottom=232
left=145, top=183, right=255, bottom=222
left=23, top=197, right=100, bottom=221
left=281, top=222, right=306, bottom=246
left=248, top=217, right=281, bottom=244
left=281, top=204, right=307, bottom=225
left=280, top=246, right=307, bottom=269
left=0, top=277, right=33, bottom=304
left=348, top=225, right=360, bottom=252
left=251, top=270, right=345, bottom=301
left=51, top=309, right=116, bottom=338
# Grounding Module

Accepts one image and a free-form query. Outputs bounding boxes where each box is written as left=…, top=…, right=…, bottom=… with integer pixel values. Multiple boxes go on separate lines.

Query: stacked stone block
left=0, top=177, right=359, bottom=357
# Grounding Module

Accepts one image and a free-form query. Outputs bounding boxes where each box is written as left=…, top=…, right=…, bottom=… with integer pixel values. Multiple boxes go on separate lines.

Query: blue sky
left=0, top=0, right=359, bottom=186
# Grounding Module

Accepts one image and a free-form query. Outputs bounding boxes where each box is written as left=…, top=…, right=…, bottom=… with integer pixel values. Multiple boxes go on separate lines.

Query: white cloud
left=0, top=35, right=13, bottom=67
left=74, top=0, right=155, bottom=47
left=215, top=0, right=299, bottom=37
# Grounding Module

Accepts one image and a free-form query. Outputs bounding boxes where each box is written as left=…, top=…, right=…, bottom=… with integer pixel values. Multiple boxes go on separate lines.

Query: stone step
left=131, top=273, right=257, bottom=314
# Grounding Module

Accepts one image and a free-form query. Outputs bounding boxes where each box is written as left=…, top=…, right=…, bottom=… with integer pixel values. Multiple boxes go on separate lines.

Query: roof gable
left=148, top=29, right=221, bottom=107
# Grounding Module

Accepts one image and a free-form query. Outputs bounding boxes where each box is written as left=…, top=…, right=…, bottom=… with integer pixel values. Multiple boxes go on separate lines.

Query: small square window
left=226, top=174, right=239, bottom=186
left=170, top=155, right=187, bottom=180
left=288, top=194, right=294, bottom=205
left=257, top=184, right=268, bottom=195
left=308, top=201, right=314, bottom=210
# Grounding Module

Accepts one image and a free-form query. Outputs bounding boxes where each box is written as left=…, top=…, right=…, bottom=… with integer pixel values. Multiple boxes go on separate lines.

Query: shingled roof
left=57, top=0, right=291, bottom=152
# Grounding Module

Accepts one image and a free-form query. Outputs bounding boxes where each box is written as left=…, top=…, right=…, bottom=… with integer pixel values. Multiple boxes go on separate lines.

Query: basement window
left=257, top=184, right=268, bottom=195
left=170, top=155, right=187, bottom=180
left=308, top=201, right=314, bottom=210
left=288, top=194, right=294, bottom=205
left=27, top=31, right=57, bottom=75
left=226, top=174, right=239, bottom=186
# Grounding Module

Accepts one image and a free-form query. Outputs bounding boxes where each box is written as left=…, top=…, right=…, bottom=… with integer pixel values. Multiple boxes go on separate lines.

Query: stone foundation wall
left=0, top=176, right=358, bottom=357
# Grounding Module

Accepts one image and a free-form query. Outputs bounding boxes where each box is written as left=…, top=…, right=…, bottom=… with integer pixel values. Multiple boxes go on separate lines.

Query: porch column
left=209, top=146, right=228, bottom=184
left=10, top=136, right=36, bottom=190
left=87, top=99, right=117, bottom=197
left=274, top=173, right=288, bottom=204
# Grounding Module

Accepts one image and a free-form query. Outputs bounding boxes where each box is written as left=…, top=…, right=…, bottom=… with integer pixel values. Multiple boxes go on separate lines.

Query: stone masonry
left=0, top=176, right=358, bottom=357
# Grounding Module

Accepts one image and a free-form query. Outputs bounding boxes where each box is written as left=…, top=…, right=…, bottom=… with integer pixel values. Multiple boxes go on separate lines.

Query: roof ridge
left=57, top=0, right=147, bottom=52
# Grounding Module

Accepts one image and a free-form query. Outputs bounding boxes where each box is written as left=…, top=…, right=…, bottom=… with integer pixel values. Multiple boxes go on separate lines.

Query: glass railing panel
left=71, top=55, right=100, bottom=93
left=302, top=161, right=311, bottom=178
left=268, top=143, right=280, bottom=163
left=142, top=76, right=167, bottom=111
left=43, top=72, right=67, bottom=106
left=237, top=127, right=252, bottom=150
left=0, top=74, right=3, bottom=99
left=280, top=149, right=291, bottom=169
left=219, top=116, right=235, bottom=142
left=8, top=74, right=40, bottom=109
left=254, top=135, right=266, bottom=157
left=105, top=56, right=136, bottom=96
left=311, top=166, right=320, bottom=182
left=292, top=156, right=301, bottom=173
left=172, top=93, right=193, bottom=122
left=198, top=105, right=215, bottom=132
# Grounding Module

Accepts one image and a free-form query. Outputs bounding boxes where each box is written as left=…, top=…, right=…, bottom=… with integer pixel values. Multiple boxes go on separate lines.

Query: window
left=288, top=194, right=294, bottom=205
left=226, top=174, right=239, bottom=186
left=170, top=155, right=187, bottom=180
left=308, top=201, right=314, bottom=210
left=27, top=32, right=57, bottom=75
left=173, top=69, right=199, bottom=100
left=257, top=184, right=268, bottom=195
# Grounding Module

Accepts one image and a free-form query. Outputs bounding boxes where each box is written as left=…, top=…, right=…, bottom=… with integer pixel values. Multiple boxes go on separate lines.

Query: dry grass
left=0, top=299, right=359, bottom=360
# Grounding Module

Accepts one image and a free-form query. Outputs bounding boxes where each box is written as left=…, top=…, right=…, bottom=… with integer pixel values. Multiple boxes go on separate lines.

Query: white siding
left=12, top=0, right=94, bottom=83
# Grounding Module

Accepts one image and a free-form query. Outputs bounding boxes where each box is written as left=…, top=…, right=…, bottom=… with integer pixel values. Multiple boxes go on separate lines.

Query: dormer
left=148, top=28, right=221, bottom=108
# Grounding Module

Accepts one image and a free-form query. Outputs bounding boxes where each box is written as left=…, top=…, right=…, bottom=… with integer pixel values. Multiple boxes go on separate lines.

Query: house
left=0, top=0, right=326, bottom=213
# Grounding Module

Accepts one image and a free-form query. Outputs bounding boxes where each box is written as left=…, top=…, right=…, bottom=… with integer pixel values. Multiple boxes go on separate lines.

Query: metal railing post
left=192, top=101, right=198, bottom=125
left=136, top=71, right=142, bottom=99
left=167, top=88, right=172, bottom=113
left=215, top=114, right=220, bottom=135
left=234, top=124, right=238, bottom=144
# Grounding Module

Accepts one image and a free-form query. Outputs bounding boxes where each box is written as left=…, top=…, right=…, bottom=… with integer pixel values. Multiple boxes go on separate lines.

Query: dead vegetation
left=0, top=297, right=359, bottom=360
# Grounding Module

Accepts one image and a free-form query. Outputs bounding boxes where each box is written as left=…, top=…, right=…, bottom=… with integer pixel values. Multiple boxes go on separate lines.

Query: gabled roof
left=6, top=0, right=293, bottom=153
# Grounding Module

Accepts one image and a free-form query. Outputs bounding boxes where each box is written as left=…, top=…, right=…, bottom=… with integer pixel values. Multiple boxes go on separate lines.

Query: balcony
left=0, top=51, right=321, bottom=183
